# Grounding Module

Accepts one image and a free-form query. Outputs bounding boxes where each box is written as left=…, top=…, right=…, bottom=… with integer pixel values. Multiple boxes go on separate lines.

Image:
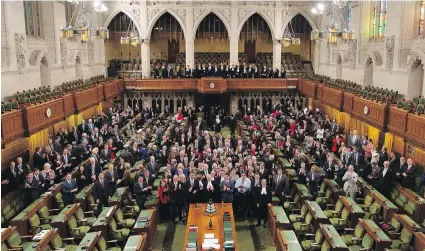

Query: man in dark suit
left=56, top=128, right=68, bottom=146
left=105, top=164, right=119, bottom=196
left=256, top=178, right=272, bottom=227
left=378, top=161, right=393, bottom=197
left=61, top=173, right=78, bottom=206
left=186, top=173, right=201, bottom=203
left=401, top=158, right=417, bottom=190
left=388, top=151, right=400, bottom=172
left=99, top=144, right=111, bottom=166
left=169, top=175, right=183, bottom=224
left=378, top=147, right=389, bottom=167
left=68, top=127, right=80, bottom=144
left=348, top=131, right=361, bottom=147
left=24, top=172, right=40, bottom=203
left=61, top=148, right=72, bottom=174
left=85, top=157, right=102, bottom=183
left=133, top=175, right=151, bottom=210
left=258, top=163, right=269, bottom=181
left=72, top=140, right=89, bottom=164
left=53, top=136, right=63, bottom=154
left=78, top=120, right=89, bottom=135
left=272, top=169, right=289, bottom=205
left=93, top=172, right=109, bottom=211
left=323, top=154, right=336, bottom=179
left=33, top=147, right=48, bottom=170
left=394, top=156, right=407, bottom=182
left=146, top=156, right=159, bottom=176
left=351, top=147, right=365, bottom=171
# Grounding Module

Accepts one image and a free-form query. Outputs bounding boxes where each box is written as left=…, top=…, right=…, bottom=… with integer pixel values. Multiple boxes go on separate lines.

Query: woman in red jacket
left=157, top=180, right=170, bottom=222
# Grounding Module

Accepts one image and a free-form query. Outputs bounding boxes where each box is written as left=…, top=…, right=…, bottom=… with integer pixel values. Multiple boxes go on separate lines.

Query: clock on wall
left=45, top=108, right=52, bottom=118
left=363, top=106, right=370, bottom=115
left=209, top=83, right=215, bottom=89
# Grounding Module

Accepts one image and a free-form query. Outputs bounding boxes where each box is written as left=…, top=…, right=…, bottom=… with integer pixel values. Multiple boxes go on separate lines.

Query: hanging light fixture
left=120, top=20, right=140, bottom=47
left=282, top=0, right=300, bottom=47
left=310, top=29, right=319, bottom=41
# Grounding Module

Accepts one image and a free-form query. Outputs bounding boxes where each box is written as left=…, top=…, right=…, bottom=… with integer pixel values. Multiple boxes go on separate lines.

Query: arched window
left=371, top=0, right=387, bottom=39
left=419, top=0, right=425, bottom=35
left=23, top=1, right=42, bottom=37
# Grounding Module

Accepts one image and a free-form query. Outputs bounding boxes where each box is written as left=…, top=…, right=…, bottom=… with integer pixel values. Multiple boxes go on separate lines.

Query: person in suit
left=147, top=156, right=159, bottom=176
left=401, top=158, right=417, bottom=190
left=388, top=151, right=400, bottom=173
left=78, top=120, right=89, bottom=135
left=297, top=162, right=308, bottom=185
left=378, top=147, right=389, bottom=167
left=93, top=172, right=109, bottom=211
left=61, top=148, right=72, bottom=174
left=234, top=172, right=251, bottom=219
left=134, top=175, right=152, bottom=210
left=85, top=157, right=102, bottom=183
left=256, top=179, right=272, bottom=227
left=258, top=163, right=269, bottom=181
left=61, top=173, right=78, bottom=206
left=99, top=143, right=111, bottom=166
left=378, top=161, right=393, bottom=197
left=367, top=162, right=381, bottom=187
left=53, top=136, right=63, bottom=154
left=348, top=130, right=361, bottom=147
left=186, top=173, right=201, bottom=203
left=342, top=165, right=358, bottom=200
left=323, top=154, right=336, bottom=179
left=68, top=127, right=80, bottom=144
left=33, top=169, right=45, bottom=192
left=168, top=175, right=183, bottom=224
left=307, top=165, right=321, bottom=197
left=23, top=172, right=40, bottom=204
left=351, top=147, right=365, bottom=172
left=105, top=163, right=120, bottom=196
left=72, top=140, right=89, bottom=164
left=220, top=173, right=234, bottom=203
left=75, top=165, right=89, bottom=191
left=272, top=169, right=289, bottom=205
left=394, top=157, right=407, bottom=182
left=33, top=147, right=48, bottom=170
left=202, top=174, right=216, bottom=202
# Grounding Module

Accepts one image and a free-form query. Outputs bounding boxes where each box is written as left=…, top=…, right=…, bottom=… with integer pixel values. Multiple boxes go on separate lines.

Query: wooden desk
left=319, top=224, right=349, bottom=251
left=183, top=203, right=238, bottom=251
left=75, top=231, right=102, bottom=251
left=124, top=234, right=148, bottom=251
left=294, top=184, right=313, bottom=202
left=30, top=229, right=57, bottom=251
left=414, top=232, right=425, bottom=251
left=397, top=185, right=425, bottom=223
left=359, top=219, right=392, bottom=251
left=340, top=196, right=365, bottom=227
left=305, top=201, right=329, bottom=232
left=49, top=183, right=62, bottom=209
left=91, top=206, right=117, bottom=239
left=74, top=185, right=93, bottom=211
left=392, top=214, right=421, bottom=233
left=267, top=205, right=290, bottom=245
left=276, top=230, right=302, bottom=251
left=133, top=208, right=158, bottom=250
left=50, top=203, right=80, bottom=237
left=11, top=195, right=50, bottom=235
left=109, top=187, right=129, bottom=207
left=363, top=182, right=399, bottom=221
left=324, top=179, right=345, bottom=202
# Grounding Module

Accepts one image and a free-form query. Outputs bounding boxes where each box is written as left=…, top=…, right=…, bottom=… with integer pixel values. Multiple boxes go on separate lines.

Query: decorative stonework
left=15, top=33, right=27, bottom=73
left=132, top=8, right=140, bottom=20
left=193, top=8, right=207, bottom=28
left=148, top=8, right=160, bottom=21
left=326, top=42, right=330, bottom=66
left=60, top=38, right=68, bottom=68
left=265, top=10, right=275, bottom=24
left=385, top=35, right=395, bottom=70
left=238, top=9, right=250, bottom=23
left=175, top=9, right=186, bottom=22
left=87, top=41, right=94, bottom=65
left=348, top=39, right=357, bottom=69
left=217, top=8, right=231, bottom=25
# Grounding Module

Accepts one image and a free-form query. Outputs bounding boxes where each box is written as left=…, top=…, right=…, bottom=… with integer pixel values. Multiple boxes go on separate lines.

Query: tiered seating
left=305, top=74, right=330, bottom=83
left=5, top=86, right=56, bottom=109
left=175, top=52, right=248, bottom=65
left=390, top=183, right=425, bottom=223
left=256, top=52, right=272, bottom=65
left=360, top=85, right=399, bottom=104
left=281, top=53, right=306, bottom=77
left=1, top=190, right=26, bottom=227
left=327, top=79, right=360, bottom=93
left=119, top=59, right=143, bottom=79
left=397, top=96, right=425, bottom=115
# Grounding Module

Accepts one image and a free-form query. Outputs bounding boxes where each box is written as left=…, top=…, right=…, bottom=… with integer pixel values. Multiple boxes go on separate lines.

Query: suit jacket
left=53, top=141, right=63, bottom=154
left=378, top=152, right=389, bottom=167
left=99, top=149, right=111, bottom=164
left=257, top=186, right=272, bottom=207
left=186, top=178, right=201, bottom=194
left=402, top=165, right=417, bottom=190
left=134, top=181, right=149, bottom=200
left=146, top=161, right=159, bottom=175
left=342, top=171, right=358, bottom=193
left=351, top=152, right=365, bottom=167
left=61, top=180, right=78, bottom=204
left=85, top=163, right=102, bottom=180
left=323, top=161, right=335, bottom=179
left=93, top=179, right=109, bottom=202
left=68, top=131, right=80, bottom=144
left=33, top=152, right=48, bottom=170
left=272, top=175, right=289, bottom=194
left=220, top=180, right=235, bottom=202
left=388, top=158, right=400, bottom=172
left=349, top=135, right=361, bottom=147
left=168, top=181, right=183, bottom=203
left=378, top=168, right=393, bottom=196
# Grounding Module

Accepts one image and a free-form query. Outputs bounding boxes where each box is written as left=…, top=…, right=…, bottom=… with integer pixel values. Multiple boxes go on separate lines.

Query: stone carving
left=193, top=8, right=207, bottom=27
left=347, top=39, right=357, bottom=69
left=175, top=9, right=186, bottom=22
left=217, top=8, right=231, bottom=24
left=60, top=38, right=68, bottom=68
left=385, top=35, right=395, bottom=70
left=265, top=10, right=275, bottom=24
left=132, top=8, right=140, bottom=20
left=148, top=8, right=160, bottom=21
left=238, top=9, right=250, bottom=24
left=15, top=33, right=27, bottom=73
left=326, top=42, right=330, bottom=65
left=87, top=41, right=94, bottom=65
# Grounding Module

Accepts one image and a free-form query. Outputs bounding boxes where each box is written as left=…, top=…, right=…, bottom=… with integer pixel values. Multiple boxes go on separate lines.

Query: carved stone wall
left=15, top=33, right=27, bottom=73
left=348, top=39, right=357, bottom=69
left=60, top=38, right=68, bottom=68
left=385, top=35, right=395, bottom=70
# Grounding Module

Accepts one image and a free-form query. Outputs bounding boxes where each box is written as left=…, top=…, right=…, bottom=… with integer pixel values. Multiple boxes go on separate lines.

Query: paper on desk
left=204, top=233, right=215, bottom=239
left=202, top=243, right=220, bottom=249
left=203, top=238, right=218, bottom=244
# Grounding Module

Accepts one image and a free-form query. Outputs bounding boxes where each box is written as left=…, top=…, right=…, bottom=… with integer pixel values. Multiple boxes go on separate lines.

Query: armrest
left=291, top=209, right=301, bottom=213
left=89, top=203, right=98, bottom=207
left=352, top=237, right=362, bottom=243
left=337, top=218, right=347, bottom=223
left=302, top=233, right=315, bottom=240
left=310, top=243, right=321, bottom=250
left=62, top=237, right=76, bottom=243
left=343, top=228, right=354, bottom=234
left=83, top=211, right=95, bottom=216
left=326, top=204, right=335, bottom=209
left=358, top=248, right=371, bottom=251
left=9, top=247, right=23, bottom=251
left=39, top=217, right=51, bottom=223
left=356, top=198, right=365, bottom=203
left=77, top=219, right=88, bottom=223
left=49, top=208, right=60, bottom=213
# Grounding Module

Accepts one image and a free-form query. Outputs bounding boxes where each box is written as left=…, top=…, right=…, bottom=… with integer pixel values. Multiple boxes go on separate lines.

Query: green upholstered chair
left=347, top=233, right=374, bottom=251
left=329, top=207, right=350, bottom=228
left=108, top=218, right=130, bottom=240
left=2, top=243, right=8, bottom=251
left=114, top=208, right=135, bottom=228
left=390, top=187, right=399, bottom=201
left=324, top=200, right=344, bottom=218
left=2, top=203, right=16, bottom=222
left=419, top=97, right=425, bottom=104
left=301, top=230, right=324, bottom=250
left=289, top=204, right=307, bottom=223
left=67, top=215, right=91, bottom=238
left=316, top=189, right=332, bottom=206
left=321, top=240, right=331, bottom=251
left=28, top=214, right=52, bottom=234
left=403, top=200, right=416, bottom=216
left=388, top=217, right=402, bottom=233
left=123, top=193, right=140, bottom=214
left=75, top=208, right=96, bottom=226
left=342, top=224, right=365, bottom=245
left=390, top=228, right=412, bottom=250
left=402, top=101, right=411, bottom=111
left=356, top=195, right=374, bottom=211
left=97, top=236, right=121, bottom=251
left=413, top=97, right=419, bottom=104
left=38, top=205, right=60, bottom=223
left=87, top=193, right=99, bottom=212
left=397, top=100, right=403, bottom=108
left=12, top=101, right=19, bottom=109
left=364, top=201, right=381, bottom=220
left=4, top=102, right=12, bottom=111
left=50, top=233, right=77, bottom=251
left=6, top=231, right=34, bottom=250
left=54, top=192, right=65, bottom=210
left=417, top=104, right=424, bottom=115
left=35, top=95, right=42, bottom=103
left=293, top=213, right=313, bottom=233
left=283, top=193, right=301, bottom=211
left=395, top=193, right=407, bottom=208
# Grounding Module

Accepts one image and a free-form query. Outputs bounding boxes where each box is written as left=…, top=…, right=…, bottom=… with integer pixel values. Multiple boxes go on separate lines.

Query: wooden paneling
left=97, top=85, right=105, bottom=101
left=53, top=120, right=69, bottom=135
left=1, top=110, right=25, bottom=145
left=24, top=99, right=65, bottom=135
left=321, top=86, right=343, bottom=111
left=198, top=77, right=227, bottom=93
left=351, top=97, right=388, bottom=130
left=74, top=87, right=99, bottom=113
left=1, top=138, right=29, bottom=170
left=300, top=79, right=317, bottom=98
left=406, top=145, right=425, bottom=168
left=387, top=106, right=408, bottom=138
left=229, top=79, right=293, bottom=91
left=406, top=114, right=425, bottom=148
left=316, top=84, right=323, bottom=101
left=125, top=79, right=197, bottom=92
left=343, top=92, right=354, bottom=113
left=393, top=136, right=406, bottom=156
left=103, top=80, right=122, bottom=99
left=62, top=94, right=75, bottom=116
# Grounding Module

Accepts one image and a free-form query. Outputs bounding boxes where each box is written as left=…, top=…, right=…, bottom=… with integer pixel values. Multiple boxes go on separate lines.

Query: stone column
left=141, top=40, right=150, bottom=78
left=230, top=38, right=238, bottom=66
left=161, top=94, right=165, bottom=113
left=185, top=7, right=195, bottom=68
left=273, top=39, right=282, bottom=71
left=229, top=1, right=238, bottom=66
left=123, top=93, right=128, bottom=109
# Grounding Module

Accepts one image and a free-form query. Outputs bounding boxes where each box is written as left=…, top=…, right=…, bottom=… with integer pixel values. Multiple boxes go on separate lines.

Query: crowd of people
left=2, top=91, right=424, bottom=229
left=151, top=63, right=287, bottom=79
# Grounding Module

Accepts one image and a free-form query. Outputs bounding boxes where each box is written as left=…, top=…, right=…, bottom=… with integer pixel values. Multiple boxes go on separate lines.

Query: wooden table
left=320, top=224, right=349, bottom=251
left=11, top=195, right=50, bottom=235
left=74, top=185, right=93, bottom=211
left=183, top=203, right=238, bottom=251
left=305, top=201, right=329, bottom=232
left=324, top=179, right=345, bottom=202
left=414, top=232, right=425, bottom=251
left=50, top=203, right=80, bottom=237
left=359, top=219, right=392, bottom=251
left=124, top=234, right=148, bottom=251
left=75, top=231, right=102, bottom=251
left=109, top=187, right=129, bottom=207
left=294, top=184, right=313, bottom=202
left=340, top=196, right=365, bottom=227
left=91, top=206, right=117, bottom=239
left=267, top=205, right=290, bottom=245
left=133, top=208, right=158, bottom=250
left=275, top=230, right=302, bottom=251
left=363, top=183, right=399, bottom=221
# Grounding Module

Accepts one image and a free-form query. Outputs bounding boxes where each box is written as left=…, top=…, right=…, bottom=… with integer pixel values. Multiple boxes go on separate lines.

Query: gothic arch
left=147, top=9, right=187, bottom=40
left=28, top=49, right=50, bottom=67
left=103, top=8, right=142, bottom=37
left=407, top=51, right=425, bottom=98
left=193, top=10, right=231, bottom=40
left=407, top=51, right=425, bottom=70
left=237, top=10, right=276, bottom=39
left=280, top=10, right=317, bottom=39
left=363, top=50, right=383, bottom=67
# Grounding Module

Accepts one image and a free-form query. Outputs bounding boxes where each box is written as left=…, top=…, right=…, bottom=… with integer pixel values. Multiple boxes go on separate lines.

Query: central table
left=183, top=203, right=238, bottom=251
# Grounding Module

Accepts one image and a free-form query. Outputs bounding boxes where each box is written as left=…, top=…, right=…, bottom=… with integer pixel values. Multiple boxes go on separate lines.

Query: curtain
left=96, top=103, right=103, bottom=114
left=74, top=114, right=83, bottom=125
left=66, top=115, right=76, bottom=130
left=29, top=129, right=49, bottom=168
left=384, top=132, right=394, bottom=152
left=340, top=112, right=351, bottom=131
left=368, top=126, right=380, bottom=147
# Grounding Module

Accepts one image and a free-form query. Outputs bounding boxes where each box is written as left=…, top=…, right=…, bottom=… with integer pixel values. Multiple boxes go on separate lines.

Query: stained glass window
left=372, top=0, right=387, bottom=39
left=419, top=0, right=425, bottom=35
left=23, top=1, right=42, bottom=37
